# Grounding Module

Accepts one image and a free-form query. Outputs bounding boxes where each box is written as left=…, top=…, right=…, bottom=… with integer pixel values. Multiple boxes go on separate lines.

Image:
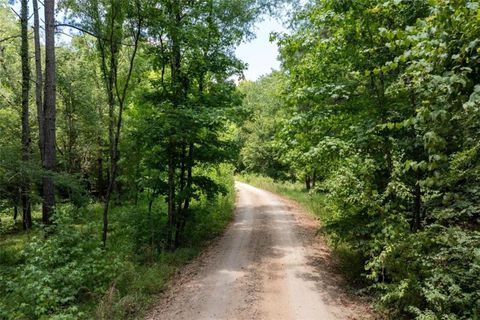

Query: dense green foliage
left=2, top=0, right=479, bottom=318
left=238, top=1, right=480, bottom=318
left=1, top=167, right=234, bottom=319
left=0, top=0, right=280, bottom=318
left=236, top=72, right=291, bottom=180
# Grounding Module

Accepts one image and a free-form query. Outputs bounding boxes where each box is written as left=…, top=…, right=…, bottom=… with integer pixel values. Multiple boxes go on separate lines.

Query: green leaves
left=241, top=0, right=480, bottom=318
left=3, top=207, right=122, bottom=319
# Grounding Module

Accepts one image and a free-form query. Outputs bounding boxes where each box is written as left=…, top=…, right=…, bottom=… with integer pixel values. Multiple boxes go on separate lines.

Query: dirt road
left=147, top=182, right=373, bottom=320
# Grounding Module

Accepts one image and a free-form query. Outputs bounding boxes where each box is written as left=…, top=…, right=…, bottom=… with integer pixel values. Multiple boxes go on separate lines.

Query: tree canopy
left=0, top=0, right=479, bottom=319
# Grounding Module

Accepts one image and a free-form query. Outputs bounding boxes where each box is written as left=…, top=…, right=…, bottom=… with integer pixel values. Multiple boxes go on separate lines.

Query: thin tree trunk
left=378, top=72, right=392, bottom=175
left=97, top=155, right=104, bottom=198
left=148, top=196, right=154, bottom=248
left=13, top=202, right=18, bottom=222
left=176, top=142, right=194, bottom=247
left=312, top=169, right=317, bottom=188
left=20, top=0, right=32, bottom=230
left=101, top=5, right=142, bottom=246
left=96, top=93, right=105, bottom=198
left=97, top=5, right=116, bottom=245
left=167, top=1, right=182, bottom=250
left=134, top=157, right=140, bottom=205
left=33, top=0, right=45, bottom=212
left=167, top=141, right=176, bottom=249
left=409, top=81, right=423, bottom=232
left=33, top=0, right=44, bottom=162
left=305, top=176, right=311, bottom=191
left=65, top=90, right=77, bottom=173
left=42, top=0, right=56, bottom=225
left=174, top=143, right=187, bottom=248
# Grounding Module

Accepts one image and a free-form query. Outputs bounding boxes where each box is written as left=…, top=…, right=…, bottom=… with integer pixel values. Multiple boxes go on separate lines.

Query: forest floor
left=146, top=181, right=375, bottom=320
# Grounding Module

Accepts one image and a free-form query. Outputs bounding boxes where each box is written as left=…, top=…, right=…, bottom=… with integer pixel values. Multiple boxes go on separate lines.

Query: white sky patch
left=236, top=16, right=287, bottom=81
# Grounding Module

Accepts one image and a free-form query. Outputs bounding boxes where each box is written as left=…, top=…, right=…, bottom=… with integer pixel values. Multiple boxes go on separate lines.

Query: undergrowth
left=0, top=167, right=235, bottom=319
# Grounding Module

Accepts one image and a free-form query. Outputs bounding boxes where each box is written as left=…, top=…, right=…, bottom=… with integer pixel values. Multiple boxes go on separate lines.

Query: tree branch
left=55, top=23, right=99, bottom=39
left=10, top=7, right=21, bottom=19
left=55, top=23, right=137, bottom=47
left=0, top=34, right=21, bottom=43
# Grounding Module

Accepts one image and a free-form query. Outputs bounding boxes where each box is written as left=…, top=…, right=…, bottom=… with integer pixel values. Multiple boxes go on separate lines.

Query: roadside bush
left=373, top=228, right=480, bottom=319
left=322, top=156, right=480, bottom=319
left=2, top=208, right=121, bottom=319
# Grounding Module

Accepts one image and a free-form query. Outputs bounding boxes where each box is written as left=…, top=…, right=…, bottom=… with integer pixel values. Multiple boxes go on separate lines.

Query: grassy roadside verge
left=237, top=174, right=328, bottom=221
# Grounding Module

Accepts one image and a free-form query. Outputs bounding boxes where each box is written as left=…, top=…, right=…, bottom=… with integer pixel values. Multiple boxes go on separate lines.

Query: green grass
left=0, top=233, right=28, bottom=265
left=93, top=247, right=201, bottom=320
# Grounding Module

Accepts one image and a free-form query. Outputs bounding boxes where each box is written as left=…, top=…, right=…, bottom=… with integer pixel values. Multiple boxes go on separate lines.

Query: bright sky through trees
left=236, top=16, right=286, bottom=80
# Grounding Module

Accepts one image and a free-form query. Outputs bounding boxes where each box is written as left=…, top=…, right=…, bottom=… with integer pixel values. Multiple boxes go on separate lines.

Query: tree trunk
left=370, top=72, right=392, bottom=188
left=101, top=4, right=142, bottom=246
left=174, top=143, right=188, bottom=248
left=176, top=142, right=194, bottom=248
left=42, top=0, right=56, bottom=225
left=33, top=0, right=45, bottom=210
left=13, top=203, right=18, bottom=222
left=409, top=81, right=423, bottom=232
left=377, top=72, right=393, bottom=175
left=97, top=155, right=104, bottom=198
left=20, top=0, right=32, bottom=230
left=167, top=1, right=183, bottom=250
left=65, top=91, right=77, bottom=174
left=167, top=140, right=176, bottom=249
left=33, top=0, right=44, bottom=162
left=312, top=169, right=317, bottom=188
left=305, top=176, right=311, bottom=191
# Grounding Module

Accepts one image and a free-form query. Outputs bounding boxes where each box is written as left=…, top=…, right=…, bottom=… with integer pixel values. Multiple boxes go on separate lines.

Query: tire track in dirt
left=146, top=182, right=374, bottom=320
